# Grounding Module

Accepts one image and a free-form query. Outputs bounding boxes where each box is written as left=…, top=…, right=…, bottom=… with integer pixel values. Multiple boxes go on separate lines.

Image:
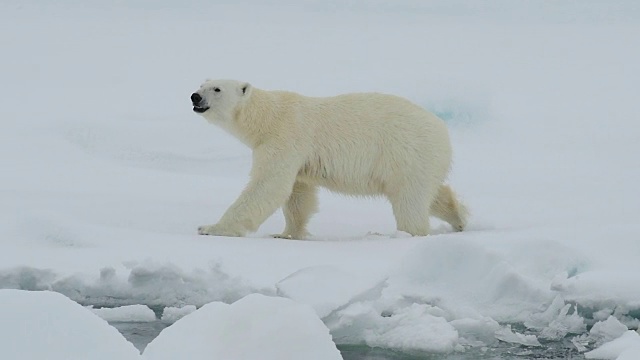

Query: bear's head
left=191, top=79, right=251, bottom=124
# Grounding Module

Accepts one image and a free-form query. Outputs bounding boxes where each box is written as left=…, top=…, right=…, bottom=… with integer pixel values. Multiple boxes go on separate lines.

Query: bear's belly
left=295, top=153, right=390, bottom=195
left=296, top=172, right=385, bottom=196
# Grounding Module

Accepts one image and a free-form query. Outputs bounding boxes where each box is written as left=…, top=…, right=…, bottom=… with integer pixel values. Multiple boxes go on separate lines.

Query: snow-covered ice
left=0, top=290, right=341, bottom=360
left=585, top=331, right=640, bottom=360
left=275, top=265, right=377, bottom=318
left=143, top=293, right=342, bottom=360
left=0, top=290, right=140, bottom=360
left=1, top=0, right=640, bottom=359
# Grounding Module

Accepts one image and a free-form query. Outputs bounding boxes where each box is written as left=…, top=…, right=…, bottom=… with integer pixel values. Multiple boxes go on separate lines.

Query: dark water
left=111, top=321, right=168, bottom=352
left=110, top=321, right=586, bottom=360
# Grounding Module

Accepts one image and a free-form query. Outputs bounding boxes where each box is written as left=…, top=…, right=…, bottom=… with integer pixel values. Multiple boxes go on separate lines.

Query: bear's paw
left=197, top=224, right=245, bottom=237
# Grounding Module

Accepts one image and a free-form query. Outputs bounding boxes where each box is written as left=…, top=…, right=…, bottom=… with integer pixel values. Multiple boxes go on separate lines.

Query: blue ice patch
left=426, top=100, right=489, bottom=127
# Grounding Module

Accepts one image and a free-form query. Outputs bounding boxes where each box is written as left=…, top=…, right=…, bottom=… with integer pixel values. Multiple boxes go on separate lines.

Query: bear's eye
left=213, top=87, right=221, bottom=93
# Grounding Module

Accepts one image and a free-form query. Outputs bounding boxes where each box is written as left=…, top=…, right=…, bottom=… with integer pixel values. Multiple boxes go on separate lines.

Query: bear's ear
left=239, top=82, right=251, bottom=96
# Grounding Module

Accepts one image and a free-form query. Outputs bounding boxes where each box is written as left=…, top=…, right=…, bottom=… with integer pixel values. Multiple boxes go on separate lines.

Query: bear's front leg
left=198, top=145, right=303, bottom=237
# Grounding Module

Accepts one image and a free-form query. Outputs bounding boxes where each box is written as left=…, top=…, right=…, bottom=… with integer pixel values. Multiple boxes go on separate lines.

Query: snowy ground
left=1, top=1, right=640, bottom=359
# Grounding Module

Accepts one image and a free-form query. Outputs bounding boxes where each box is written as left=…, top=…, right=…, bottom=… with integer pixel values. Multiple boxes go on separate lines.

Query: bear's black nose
left=191, top=93, right=202, bottom=104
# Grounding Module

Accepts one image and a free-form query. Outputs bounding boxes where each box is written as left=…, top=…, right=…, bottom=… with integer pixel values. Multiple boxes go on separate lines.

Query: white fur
left=192, top=79, right=468, bottom=239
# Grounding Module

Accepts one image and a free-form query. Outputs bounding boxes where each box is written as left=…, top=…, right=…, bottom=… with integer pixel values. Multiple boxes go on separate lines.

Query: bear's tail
left=430, top=184, right=469, bottom=232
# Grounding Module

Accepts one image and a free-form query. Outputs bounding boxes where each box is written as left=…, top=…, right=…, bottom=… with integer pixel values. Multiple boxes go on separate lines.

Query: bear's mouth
left=193, top=106, right=210, bottom=113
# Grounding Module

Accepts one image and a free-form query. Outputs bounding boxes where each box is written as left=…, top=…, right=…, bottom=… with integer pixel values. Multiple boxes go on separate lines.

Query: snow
left=275, top=265, right=377, bottom=318
left=90, top=305, right=157, bottom=323
left=0, top=289, right=140, bottom=360
left=1, top=0, right=640, bottom=358
left=142, top=293, right=342, bottom=360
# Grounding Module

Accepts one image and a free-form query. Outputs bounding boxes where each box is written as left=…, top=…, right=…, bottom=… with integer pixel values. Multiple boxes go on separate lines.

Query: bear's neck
left=233, top=88, right=289, bottom=149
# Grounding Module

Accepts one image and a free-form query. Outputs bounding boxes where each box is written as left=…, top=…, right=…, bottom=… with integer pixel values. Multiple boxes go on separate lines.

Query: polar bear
left=191, top=79, right=468, bottom=239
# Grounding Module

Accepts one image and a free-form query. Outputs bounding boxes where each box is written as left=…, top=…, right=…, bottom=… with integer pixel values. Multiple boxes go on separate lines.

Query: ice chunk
left=495, top=325, right=542, bottom=347
left=585, top=330, right=640, bottom=359
left=329, top=301, right=461, bottom=353
left=160, top=305, right=196, bottom=324
left=525, top=295, right=566, bottom=330
left=142, top=294, right=342, bottom=360
left=90, top=304, right=157, bottom=322
left=525, top=296, right=586, bottom=340
left=540, top=304, right=586, bottom=340
left=363, top=304, right=460, bottom=353
left=450, top=317, right=501, bottom=346
left=572, top=335, right=589, bottom=352
left=594, top=308, right=615, bottom=321
left=0, top=289, right=140, bottom=360
left=590, top=316, right=629, bottom=346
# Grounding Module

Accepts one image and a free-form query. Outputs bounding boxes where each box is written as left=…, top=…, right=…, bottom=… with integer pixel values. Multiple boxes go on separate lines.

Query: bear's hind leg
left=388, top=187, right=433, bottom=236
left=273, top=181, right=318, bottom=240
left=430, top=184, right=468, bottom=232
